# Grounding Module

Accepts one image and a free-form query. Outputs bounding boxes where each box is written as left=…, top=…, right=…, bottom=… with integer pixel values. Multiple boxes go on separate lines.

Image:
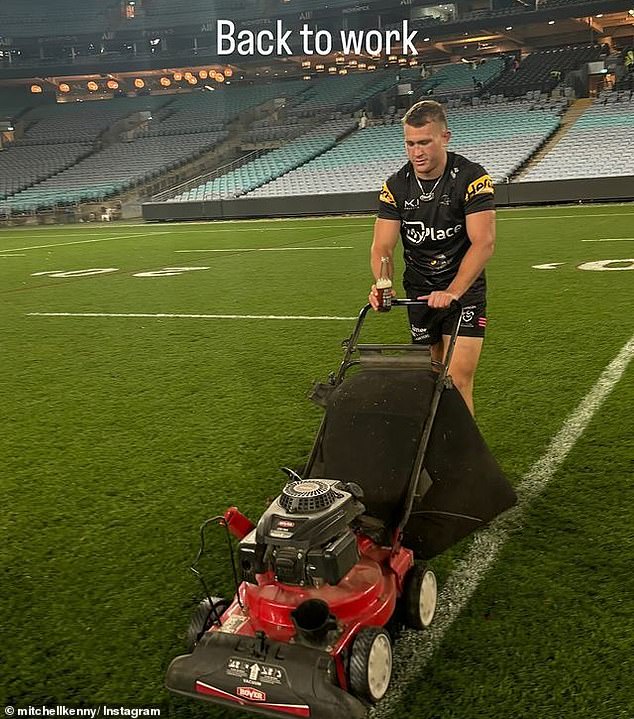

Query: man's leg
left=440, top=335, right=484, bottom=415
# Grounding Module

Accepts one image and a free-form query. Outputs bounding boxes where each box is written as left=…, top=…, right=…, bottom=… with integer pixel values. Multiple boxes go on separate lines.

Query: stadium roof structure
left=0, top=0, right=632, bottom=83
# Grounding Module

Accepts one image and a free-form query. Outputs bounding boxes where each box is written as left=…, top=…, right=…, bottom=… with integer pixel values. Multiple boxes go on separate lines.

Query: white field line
left=0, top=232, right=170, bottom=253
left=0, top=254, right=26, bottom=257
left=174, top=246, right=353, bottom=253
left=497, top=212, right=634, bottom=221
left=373, top=332, right=634, bottom=719
left=26, top=312, right=357, bottom=321
left=582, top=238, right=634, bottom=242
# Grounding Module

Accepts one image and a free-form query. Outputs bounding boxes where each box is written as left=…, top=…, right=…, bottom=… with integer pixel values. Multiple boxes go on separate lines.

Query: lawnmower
left=165, top=299, right=516, bottom=718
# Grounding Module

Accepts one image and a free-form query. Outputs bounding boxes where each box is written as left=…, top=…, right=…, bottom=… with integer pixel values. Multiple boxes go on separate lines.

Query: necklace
left=414, top=173, right=442, bottom=202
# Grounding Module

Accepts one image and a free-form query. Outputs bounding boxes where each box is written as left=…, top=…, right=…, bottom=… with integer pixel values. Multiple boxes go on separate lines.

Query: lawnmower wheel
left=186, top=596, right=229, bottom=652
left=349, top=627, right=393, bottom=703
left=403, top=563, right=437, bottom=629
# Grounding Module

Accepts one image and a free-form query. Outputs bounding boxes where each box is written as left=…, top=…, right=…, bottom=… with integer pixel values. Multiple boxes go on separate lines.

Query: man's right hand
left=369, top=284, right=396, bottom=311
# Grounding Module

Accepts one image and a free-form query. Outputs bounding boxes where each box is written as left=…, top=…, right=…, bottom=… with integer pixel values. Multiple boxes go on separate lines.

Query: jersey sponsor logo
left=465, top=174, right=494, bottom=201
left=379, top=182, right=397, bottom=207
left=403, top=220, right=463, bottom=244
left=404, top=197, right=420, bottom=209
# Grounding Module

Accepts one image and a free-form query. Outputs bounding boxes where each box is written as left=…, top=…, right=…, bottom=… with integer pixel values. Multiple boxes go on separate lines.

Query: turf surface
left=1, top=204, right=633, bottom=718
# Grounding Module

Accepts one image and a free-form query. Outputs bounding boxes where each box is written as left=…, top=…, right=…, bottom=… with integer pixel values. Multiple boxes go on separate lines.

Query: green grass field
left=1, top=205, right=633, bottom=719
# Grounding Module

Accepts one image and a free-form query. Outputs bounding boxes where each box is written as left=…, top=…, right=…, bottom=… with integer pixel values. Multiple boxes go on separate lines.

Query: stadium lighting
left=224, top=67, right=233, bottom=77
left=358, top=62, right=367, bottom=69
left=328, top=67, right=337, bottom=74
left=87, top=81, right=99, bottom=91
left=423, top=37, right=431, bottom=42
left=160, top=76, right=171, bottom=87
left=173, top=72, right=183, bottom=81
left=214, top=73, right=225, bottom=82
left=106, top=79, right=119, bottom=90
left=548, top=20, right=555, bottom=24
left=339, top=68, right=348, bottom=75
left=59, top=83, right=71, bottom=93
left=506, top=26, right=513, bottom=30
left=199, top=69, right=208, bottom=79
left=188, top=76, right=198, bottom=85
left=302, top=60, right=311, bottom=68
left=303, top=75, right=311, bottom=80
left=134, top=78, right=145, bottom=88
left=595, top=13, right=603, bottom=17
left=315, top=64, right=325, bottom=71
left=30, top=84, right=43, bottom=93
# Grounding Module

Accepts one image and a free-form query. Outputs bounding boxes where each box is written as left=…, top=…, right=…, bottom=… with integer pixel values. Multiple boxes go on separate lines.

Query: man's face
left=404, top=120, right=451, bottom=178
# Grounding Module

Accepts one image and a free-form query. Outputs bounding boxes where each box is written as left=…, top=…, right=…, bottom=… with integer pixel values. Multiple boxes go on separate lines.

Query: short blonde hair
left=402, top=100, right=448, bottom=129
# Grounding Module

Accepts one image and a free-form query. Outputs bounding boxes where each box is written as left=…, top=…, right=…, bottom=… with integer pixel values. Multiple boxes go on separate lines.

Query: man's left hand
left=418, top=290, right=459, bottom=308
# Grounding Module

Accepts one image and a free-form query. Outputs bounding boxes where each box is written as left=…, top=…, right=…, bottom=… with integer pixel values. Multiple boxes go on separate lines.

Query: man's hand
left=369, top=284, right=397, bottom=310
left=418, top=290, right=459, bottom=309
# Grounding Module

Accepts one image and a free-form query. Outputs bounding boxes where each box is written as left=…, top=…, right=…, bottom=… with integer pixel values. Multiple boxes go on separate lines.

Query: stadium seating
left=418, top=59, right=504, bottom=97
left=489, top=45, right=602, bottom=97
left=520, top=94, right=634, bottom=181
left=2, top=132, right=227, bottom=211
left=15, top=96, right=169, bottom=145
left=245, top=99, right=562, bottom=198
left=0, top=143, right=91, bottom=199
left=138, top=81, right=309, bottom=137
left=170, top=119, right=355, bottom=202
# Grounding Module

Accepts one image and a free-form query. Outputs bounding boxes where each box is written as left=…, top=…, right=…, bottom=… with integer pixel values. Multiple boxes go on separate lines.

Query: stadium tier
left=244, top=100, right=562, bottom=198
left=521, top=94, right=634, bottom=181
left=489, top=45, right=603, bottom=97
left=169, top=119, right=356, bottom=202
left=2, top=132, right=227, bottom=211
left=0, top=143, right=92, bottom=199
left=418, top=58, right=505, bottom=97
left=17, top=96, right=170, bottom=145
left=138, top=81, right=309, bottom=137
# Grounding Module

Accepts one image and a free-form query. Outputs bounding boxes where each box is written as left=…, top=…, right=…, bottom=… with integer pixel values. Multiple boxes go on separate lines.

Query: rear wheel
left=186, top=596, right=229, bottom=652
left=349, top=627, right=393, bottom=703
left=403, top=563, right=437, bottom=629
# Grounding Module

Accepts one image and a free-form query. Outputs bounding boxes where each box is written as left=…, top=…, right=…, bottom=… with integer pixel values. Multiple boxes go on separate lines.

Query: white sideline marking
left=0, top=254, right=26, bottom=257
left=174, top=246, right=353, bottom=253
left=582, top=238, right=634, bottom=242
left=27, top=312, right=358, bottom=321
left=373, top=333, right=634, bottom=719
left=0, top=232, right=169, bottom=253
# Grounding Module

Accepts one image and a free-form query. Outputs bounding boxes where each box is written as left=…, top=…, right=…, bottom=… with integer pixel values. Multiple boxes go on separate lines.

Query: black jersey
left=378, top=152, right=495, bottom=297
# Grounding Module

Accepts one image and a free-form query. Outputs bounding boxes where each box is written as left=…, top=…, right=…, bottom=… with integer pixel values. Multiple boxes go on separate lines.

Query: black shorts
left=406, top=293, right=487, bottom=345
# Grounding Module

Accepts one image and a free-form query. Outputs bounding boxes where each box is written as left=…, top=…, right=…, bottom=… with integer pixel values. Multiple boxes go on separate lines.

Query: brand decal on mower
left=237, top=686, right=266, bottom=702
left=216, top=613, right=248, bottom=635
left=227, top=657, right=287, bottom=686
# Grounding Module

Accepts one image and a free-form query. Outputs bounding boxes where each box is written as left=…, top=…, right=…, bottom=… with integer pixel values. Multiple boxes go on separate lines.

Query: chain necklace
left=414, top=172, right=443, bottom=202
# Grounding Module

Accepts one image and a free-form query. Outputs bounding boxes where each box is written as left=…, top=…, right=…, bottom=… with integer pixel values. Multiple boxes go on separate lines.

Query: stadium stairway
left=511, top=98, right=593, bottom=181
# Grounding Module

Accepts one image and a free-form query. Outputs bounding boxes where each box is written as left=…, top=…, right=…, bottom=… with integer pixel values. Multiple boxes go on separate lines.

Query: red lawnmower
left=165, top=300, right=515, bottom=718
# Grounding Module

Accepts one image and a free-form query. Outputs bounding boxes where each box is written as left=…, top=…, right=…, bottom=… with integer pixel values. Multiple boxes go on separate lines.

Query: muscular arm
left=421, top=210, right=495, bottom=307
left=368, top=218, right=401, bottom=309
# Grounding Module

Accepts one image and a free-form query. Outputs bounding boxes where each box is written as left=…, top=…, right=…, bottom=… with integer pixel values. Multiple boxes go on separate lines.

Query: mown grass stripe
left=373, top=332, right=634, bottom=719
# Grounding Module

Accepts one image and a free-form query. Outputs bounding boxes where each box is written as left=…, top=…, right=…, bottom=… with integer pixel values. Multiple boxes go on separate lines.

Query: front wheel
left=348, top=627, right=393, bottom=703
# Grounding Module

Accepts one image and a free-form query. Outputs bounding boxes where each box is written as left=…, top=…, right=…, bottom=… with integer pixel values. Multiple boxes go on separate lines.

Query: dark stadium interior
left=0, top=0, right=633, bottom=223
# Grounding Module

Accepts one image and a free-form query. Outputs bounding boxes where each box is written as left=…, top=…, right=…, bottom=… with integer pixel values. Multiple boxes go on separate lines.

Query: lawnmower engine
left=239, top=479, right=366, bottom=587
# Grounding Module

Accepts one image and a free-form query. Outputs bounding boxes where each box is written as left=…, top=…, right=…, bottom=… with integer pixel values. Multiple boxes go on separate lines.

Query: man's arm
left=422, top=210, right=496, bottom=308
left=369, top=218, right=401, bottom=310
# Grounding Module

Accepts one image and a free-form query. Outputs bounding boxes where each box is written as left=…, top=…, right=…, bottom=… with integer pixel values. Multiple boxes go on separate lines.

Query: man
left=368, top=100, right=495, bottom=415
